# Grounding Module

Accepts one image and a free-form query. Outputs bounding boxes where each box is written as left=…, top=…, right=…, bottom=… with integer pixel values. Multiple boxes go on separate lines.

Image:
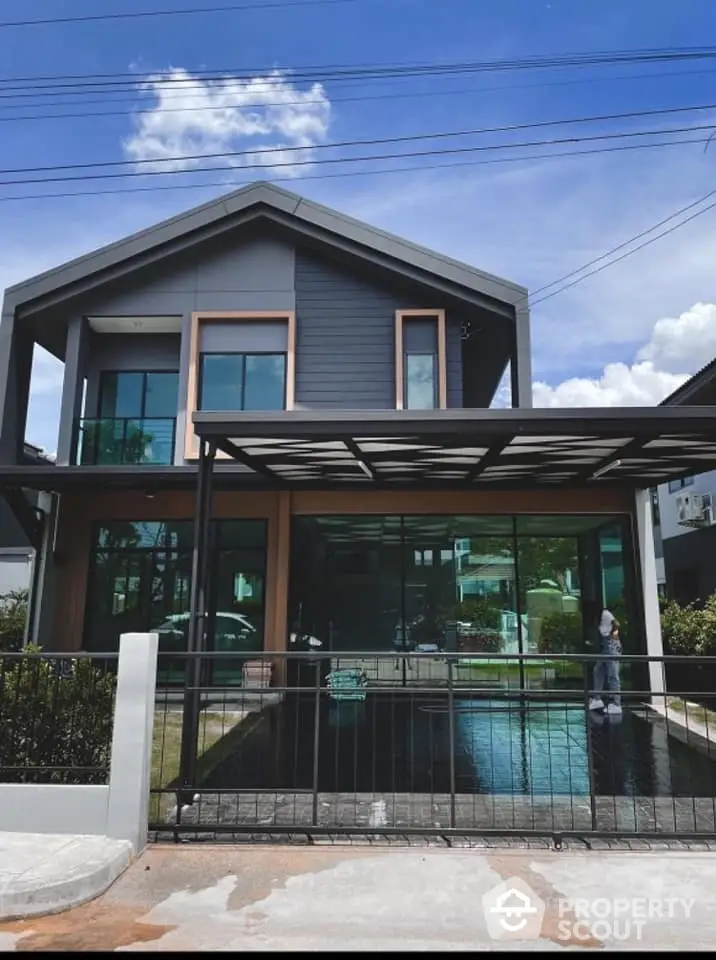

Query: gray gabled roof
left=4, top=181, right=526, bottom=312
left=660, top=355, right=716, bottom=406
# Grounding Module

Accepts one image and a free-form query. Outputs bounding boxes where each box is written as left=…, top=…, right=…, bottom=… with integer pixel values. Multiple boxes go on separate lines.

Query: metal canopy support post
left=177, top=437, right=216, bottom=809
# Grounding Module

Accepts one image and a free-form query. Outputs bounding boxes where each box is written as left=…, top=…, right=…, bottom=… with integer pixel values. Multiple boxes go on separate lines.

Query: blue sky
left=3, top=0, right=716, bottom=451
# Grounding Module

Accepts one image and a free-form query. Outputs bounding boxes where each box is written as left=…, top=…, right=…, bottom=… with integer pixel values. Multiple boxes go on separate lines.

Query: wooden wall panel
left=292, top=488, right=631, bottom=515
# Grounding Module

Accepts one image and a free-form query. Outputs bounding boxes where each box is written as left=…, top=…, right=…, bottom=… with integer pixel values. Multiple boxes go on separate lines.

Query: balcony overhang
left=190, top=406, right=716, bottom=489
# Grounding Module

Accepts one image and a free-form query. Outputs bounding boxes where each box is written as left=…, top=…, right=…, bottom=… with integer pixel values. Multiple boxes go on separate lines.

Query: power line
left=0, top=122, right=713, bottom=187
left=0, top=132, right=710, bottom=205
left=2, top=67, right=716, bottom=123
left=526, top=189, right=716, bottom=300
left=530, top=197, right=716, bottom=307
left=2, top=45, right=716, bottom=86
left=0, top=0, right=360, bottom=30
left=3, top=101, right=715, bottom=177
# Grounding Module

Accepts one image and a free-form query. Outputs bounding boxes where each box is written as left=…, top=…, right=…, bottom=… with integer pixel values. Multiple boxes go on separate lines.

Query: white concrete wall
left=657, top=470, right=716, bottom=541
left=635, top=489, right=666, bottom=700
left=0, top=785, right=109, bottom=835
left=0, top=632, right=158, bottom=852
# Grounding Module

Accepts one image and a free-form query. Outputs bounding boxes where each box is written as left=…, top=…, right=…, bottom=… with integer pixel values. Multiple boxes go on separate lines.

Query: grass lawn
left=149, top=706, right=263, bottom=823
left=667, top=697, right=716, bottom=730
left=454, top=659, right=584, bottom=679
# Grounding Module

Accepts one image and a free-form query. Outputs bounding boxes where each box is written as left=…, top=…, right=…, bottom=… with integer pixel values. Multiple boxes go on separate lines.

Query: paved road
left=1, top=845, right=714, bottom=951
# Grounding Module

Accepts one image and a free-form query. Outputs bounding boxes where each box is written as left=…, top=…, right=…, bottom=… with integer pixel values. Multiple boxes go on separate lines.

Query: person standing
left=588, top=607, right=622, bottom=715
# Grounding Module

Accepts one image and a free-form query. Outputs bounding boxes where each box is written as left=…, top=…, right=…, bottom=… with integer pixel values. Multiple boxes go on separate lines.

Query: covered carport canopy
left=190, top=406, right=716, bottom=489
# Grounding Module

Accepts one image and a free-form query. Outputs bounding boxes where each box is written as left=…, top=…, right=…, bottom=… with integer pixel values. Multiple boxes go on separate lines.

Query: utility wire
left=0, top=122, right=713, bottom=187
left=0, top=133, right=710, bottom=204
left=2, top=67, right=715, bottom=122
left=4, top=48, right=716, bottom=100
left=2, top=45, right=716, bottom=86
left=530, top=197, right=716, bottom=307
left=0, top=0, right=360, bottom=30
left=2, top=101, right=715, bottom=177
left=526, top=189, right=716, bottom=300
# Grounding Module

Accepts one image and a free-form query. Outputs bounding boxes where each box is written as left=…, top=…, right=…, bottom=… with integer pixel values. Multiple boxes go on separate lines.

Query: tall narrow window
left=395, top=310, right=446, bottom=410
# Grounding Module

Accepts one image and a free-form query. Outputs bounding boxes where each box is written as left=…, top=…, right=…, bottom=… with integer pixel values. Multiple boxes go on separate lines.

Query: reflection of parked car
left=155, top=612, right=259, bottom=652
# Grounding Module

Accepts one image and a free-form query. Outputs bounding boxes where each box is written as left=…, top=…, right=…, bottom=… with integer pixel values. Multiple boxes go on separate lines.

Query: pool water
left=203, top=693, right=716, bottom=798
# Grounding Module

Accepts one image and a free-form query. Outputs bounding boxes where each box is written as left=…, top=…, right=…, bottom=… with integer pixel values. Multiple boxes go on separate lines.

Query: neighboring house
left=0, top=181, right=714, bottom=672
left=657, top=358, right=716, bottom=604
left=0, top=442, right=50, bottom=596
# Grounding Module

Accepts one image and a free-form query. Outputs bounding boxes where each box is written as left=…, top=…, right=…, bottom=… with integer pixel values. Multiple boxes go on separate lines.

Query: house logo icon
left=482, top=876, right=546, bottom=941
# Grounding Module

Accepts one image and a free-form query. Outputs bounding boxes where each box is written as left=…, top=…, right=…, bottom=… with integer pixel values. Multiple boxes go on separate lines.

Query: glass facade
left=289, top=514, right=640, bottom=659
left=85, top=519, right=268, bottom=684
left=77, top=370, right=179, bottom=465
left=199, top=353, right=286, bottom=411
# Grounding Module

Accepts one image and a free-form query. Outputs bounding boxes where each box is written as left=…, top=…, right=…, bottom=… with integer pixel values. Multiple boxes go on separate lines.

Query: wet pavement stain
left=487, top=854, right=603, bottom=949
left=0, top=902, right=175, bottom=952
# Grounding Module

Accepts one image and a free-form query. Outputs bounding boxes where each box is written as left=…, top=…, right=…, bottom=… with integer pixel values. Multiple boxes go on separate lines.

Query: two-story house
left=0, top=182, right=714, bottom=682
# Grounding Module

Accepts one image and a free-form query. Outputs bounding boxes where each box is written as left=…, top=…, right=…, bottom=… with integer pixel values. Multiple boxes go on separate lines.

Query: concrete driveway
left=0, top=844, right=714, bottom=951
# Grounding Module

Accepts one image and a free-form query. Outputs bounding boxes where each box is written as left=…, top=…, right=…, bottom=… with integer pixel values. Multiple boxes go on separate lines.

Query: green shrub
left=459, top=629, right=502, bottom=653
left=661, top=594, right=716, bottom=657
left=0, top=653, right=116, bottom=784
left=538, top=612, right=583, bottom=654
left=0, top=590, right=28, bottom=652
left=456, top=598, right=501, bottom=630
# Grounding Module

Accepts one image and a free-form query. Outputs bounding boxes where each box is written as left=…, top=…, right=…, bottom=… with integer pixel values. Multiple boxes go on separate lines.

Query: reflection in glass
left=405, top=354, right=436, bottom=409
left=86, top=519, right=267, bottom=685
left=144, top=372, right=179, bottom=418
left=517, top=535, right=581, bottom=655
left=244, top=355, right=286, bottom=410
left=288, top=515, right=639, bottom=673
left=100, top=372, right=143, bottom=418
left=199, top=353, right=286, bottom=411
left=200, top=355, right=244, bottom=411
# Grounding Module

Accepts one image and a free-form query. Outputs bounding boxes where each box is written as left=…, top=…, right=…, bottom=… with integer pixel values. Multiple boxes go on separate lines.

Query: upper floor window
left=185, top=312, right=295, bottom=459
left=199, top=353, right=286, bottom=411
left=668, top=475, right=695, bottom=494
left=99, top=371, right=179, bottom=419
left=395, top=310, right=446, bottom=410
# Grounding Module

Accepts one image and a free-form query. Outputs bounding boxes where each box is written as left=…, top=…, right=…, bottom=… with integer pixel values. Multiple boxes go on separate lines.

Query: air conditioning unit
left=676, top=492, right=714, bottom=527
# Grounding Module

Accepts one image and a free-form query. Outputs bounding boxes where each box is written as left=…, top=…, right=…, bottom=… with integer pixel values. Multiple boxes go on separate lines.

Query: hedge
left=0, top=653, right=116, bottom=784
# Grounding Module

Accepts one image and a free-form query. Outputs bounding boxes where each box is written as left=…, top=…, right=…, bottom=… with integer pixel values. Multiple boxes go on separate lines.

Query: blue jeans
left=593, top=637, right=621, bottom=705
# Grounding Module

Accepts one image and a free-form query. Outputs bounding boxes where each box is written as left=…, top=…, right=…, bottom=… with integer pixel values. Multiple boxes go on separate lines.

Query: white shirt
left=598, top=609, right=616, bottom=638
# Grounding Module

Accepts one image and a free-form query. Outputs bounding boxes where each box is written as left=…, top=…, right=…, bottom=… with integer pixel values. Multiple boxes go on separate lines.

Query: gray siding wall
left=57, top=235, right=467, bottom=457
left=294, top=250, right=463, bottom=409
left=66, top=235, right=296, bottom=459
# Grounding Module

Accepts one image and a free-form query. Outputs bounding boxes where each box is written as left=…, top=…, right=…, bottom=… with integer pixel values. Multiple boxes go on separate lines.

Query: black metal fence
left=149, top=650, right=716, bottom=842
left=0, top=652, right=118, bottom=785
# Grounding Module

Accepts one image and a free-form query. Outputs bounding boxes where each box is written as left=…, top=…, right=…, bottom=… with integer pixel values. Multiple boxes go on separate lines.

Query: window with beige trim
left=394, top=310, right=447, bottom=410
left=184, top=311, right=296, bottom=459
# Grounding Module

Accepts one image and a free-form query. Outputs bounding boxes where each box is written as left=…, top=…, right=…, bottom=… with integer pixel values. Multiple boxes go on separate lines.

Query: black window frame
left=668, top=475, right=695, bottom=494
left=97, top=369, right=180, bottom=419
left=198, top=351, right=287, bottom=412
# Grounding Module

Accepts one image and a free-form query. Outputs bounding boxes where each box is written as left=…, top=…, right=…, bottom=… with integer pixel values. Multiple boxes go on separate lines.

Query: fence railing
left=149, top=650, right=716, bottom=841
left=0, top=651, right=118, bottom=785
left=75, top=417, right=176, bottom=465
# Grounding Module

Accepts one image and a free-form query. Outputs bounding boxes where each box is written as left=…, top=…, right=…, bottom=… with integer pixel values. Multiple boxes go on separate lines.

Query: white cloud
left=123, top=68, right=331, bottom=176
left=636, top=302, right=716, bottom=374
left=531, top=302, right=715, bottom=407
left=532, top=360, right=687, bottom=408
